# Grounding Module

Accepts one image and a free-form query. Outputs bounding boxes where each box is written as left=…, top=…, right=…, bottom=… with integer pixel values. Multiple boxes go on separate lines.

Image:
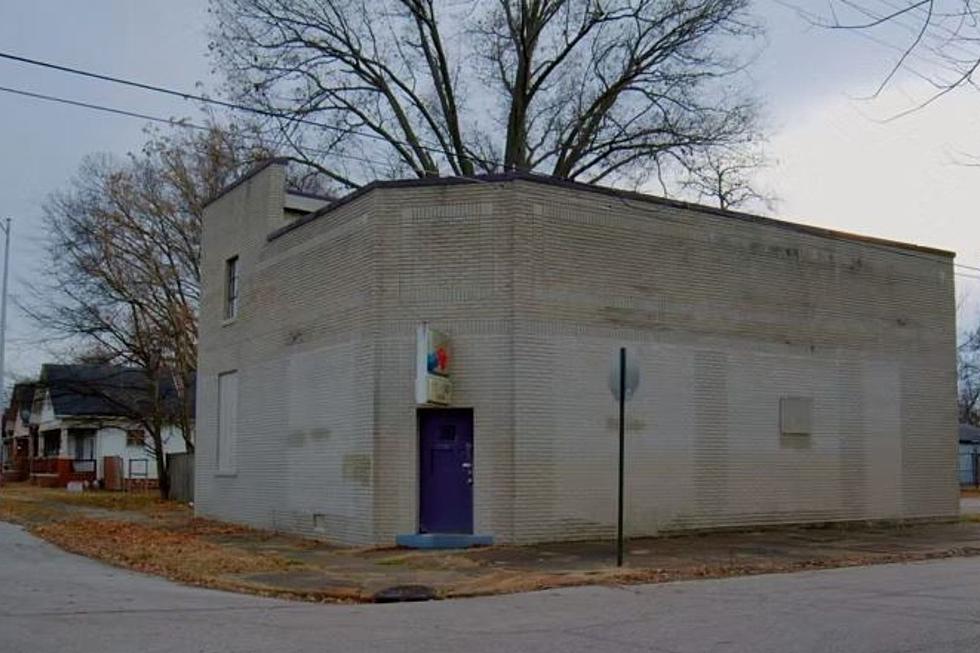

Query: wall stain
left=286, top=428, right=332, bottom=448
left=343, top=454, right=372, bottom=485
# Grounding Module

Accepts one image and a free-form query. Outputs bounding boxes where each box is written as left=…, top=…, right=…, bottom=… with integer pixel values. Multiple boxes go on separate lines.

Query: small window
left=780, top=396, right=813, bottom=436
left=42, top=431, right=60, bottom=457
left=126, top=429, right=144, bottom=447
left=224, top=256, right=239, bottom=320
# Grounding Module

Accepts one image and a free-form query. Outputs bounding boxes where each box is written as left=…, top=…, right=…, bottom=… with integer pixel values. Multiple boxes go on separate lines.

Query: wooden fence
left=167, top=452, right=194, bottom=503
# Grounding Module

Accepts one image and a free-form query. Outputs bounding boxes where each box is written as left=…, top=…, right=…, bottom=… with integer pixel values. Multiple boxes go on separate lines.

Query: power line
left=1, top=73, right=977, bottom=279
left=0, top=50, right=501, bottom=171
left=0, top=84, right=405, bottom=170
left=0, top=84, right=208, bottom=131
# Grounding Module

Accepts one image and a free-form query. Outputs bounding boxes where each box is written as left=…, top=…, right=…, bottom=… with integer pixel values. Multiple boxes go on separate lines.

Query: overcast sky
left=0, top=1, right=978, bottom=383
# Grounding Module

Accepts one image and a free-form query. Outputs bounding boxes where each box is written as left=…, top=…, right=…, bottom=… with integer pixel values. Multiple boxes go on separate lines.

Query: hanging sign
left=416, top=324, right=452, bottom=405
left=608, top=348, right=640, bottom=401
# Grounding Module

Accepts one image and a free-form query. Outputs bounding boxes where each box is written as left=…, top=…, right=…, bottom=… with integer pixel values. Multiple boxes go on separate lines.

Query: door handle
left=461, top=462, right=472, bottom=469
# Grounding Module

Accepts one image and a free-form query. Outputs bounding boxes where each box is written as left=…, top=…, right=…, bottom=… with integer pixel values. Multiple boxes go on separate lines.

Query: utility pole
left=617, top=346, right=626, bottom=567
left=0, top=218, right=10, bottom=481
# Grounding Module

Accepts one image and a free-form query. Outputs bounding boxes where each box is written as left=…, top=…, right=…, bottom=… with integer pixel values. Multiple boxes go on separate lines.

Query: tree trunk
left=178, top=370, right=195, bottom=454
left=149, top=376, right=170, bottom=500
left=504, top=92, right=528, bottom=171
left=151, top=424, right=170, bottom=500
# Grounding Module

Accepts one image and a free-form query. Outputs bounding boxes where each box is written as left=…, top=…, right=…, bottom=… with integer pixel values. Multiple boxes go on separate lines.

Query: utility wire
left=0, top=84, right=407, bottom=170
left=1, top=77, right=977, bottom=279
left=0, top=85, right=208, bottom=131
left=0, top=50, right=502, bottom=171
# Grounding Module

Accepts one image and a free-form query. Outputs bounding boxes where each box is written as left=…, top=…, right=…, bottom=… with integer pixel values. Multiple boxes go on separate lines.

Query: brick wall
left=197, top=163, right=379, bottom=544
left=196, top=166, right=957, bottom=545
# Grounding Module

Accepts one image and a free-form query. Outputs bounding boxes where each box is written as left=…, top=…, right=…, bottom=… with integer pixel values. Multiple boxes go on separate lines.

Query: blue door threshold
left=395, top=533, right=493, bottom=549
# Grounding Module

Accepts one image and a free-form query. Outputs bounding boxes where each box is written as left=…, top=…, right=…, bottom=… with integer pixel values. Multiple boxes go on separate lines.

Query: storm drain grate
left=373, top=585, right=438, bottom=603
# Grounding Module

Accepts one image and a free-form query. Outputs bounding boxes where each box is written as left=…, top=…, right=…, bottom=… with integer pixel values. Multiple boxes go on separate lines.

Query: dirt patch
left=47, top=489, right=185, bottom=514
left=35, top=519, right=295, bottom=579
left=445, top=547, right=980, bottom=599
left=26, top=517, right=367, bottom=601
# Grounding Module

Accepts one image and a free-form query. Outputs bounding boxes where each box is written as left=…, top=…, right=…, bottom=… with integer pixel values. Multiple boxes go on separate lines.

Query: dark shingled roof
left=38, top=364, right=193, bottom=419
left=11, top=381, right=37, bottom=425
left=12, top=382, right=36, bottom=405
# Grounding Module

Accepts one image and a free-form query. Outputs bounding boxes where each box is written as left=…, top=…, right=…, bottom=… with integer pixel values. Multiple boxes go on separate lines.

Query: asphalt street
left=1, top=520, right=979, bottom=652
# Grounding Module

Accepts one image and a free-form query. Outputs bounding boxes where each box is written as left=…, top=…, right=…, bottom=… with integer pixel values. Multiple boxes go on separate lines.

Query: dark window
left=126, top=429, right=144, bottom=447
left=42, top=432, right=60, bottom=457
left=224, top=256, right=239, bottom=320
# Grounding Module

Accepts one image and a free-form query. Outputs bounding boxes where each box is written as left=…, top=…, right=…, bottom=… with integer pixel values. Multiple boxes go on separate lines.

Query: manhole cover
left=373, top=585, right=438, bottom=603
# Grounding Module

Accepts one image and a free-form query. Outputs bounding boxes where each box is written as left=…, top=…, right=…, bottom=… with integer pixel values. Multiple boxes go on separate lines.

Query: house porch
left=27, top=427, right=96, bottom=487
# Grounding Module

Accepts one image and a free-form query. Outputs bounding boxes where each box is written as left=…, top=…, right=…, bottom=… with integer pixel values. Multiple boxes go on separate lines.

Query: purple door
left=419, top=409, right=473, bottom=534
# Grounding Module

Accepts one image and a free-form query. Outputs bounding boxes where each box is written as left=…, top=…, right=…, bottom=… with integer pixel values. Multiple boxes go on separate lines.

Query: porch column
left=56, top=428, right=74, bottom=486
left=59, top=428, right=69, bottom=459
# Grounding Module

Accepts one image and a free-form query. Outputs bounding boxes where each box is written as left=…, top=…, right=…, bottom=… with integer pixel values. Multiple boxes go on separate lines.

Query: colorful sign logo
left=416, top=325, right=452, bottom=405
left=427, top=338, right=450, bottom=376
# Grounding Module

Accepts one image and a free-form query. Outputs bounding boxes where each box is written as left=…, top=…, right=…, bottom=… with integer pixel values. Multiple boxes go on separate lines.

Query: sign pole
left=0, top=219, right=9, bottom=483
left=617, top=346, right=626, bottom=567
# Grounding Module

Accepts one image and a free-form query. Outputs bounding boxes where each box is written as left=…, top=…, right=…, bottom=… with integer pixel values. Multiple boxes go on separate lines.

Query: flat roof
left=250, top=168, right=952, bottom=258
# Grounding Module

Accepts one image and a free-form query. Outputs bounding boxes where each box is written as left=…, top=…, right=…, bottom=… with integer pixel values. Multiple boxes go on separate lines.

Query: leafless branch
left=25, top=123, right=267, bottom=495
left=209, top=0, right=767, bottom=193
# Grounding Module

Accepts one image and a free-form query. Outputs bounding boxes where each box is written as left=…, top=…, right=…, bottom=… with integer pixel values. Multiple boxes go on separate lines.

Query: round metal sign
left=608, top=349, right=640, bottom=401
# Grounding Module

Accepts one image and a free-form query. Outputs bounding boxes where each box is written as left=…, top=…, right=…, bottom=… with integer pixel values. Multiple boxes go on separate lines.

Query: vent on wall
left=780, top=396, right=813, bottom=436
left=313, top=513, right=329, bottom=533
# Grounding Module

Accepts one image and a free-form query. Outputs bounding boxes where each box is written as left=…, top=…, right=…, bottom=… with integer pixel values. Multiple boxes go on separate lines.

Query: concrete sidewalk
left=960, top=496, right=980, bottom=515
left=232, top=516, right=980, bottom=601
left=4, top=484, right=980, bottom=602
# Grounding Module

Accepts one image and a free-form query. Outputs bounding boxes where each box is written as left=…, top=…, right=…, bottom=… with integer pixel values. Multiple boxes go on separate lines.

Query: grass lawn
left=0, top=483, right=322, bottom=598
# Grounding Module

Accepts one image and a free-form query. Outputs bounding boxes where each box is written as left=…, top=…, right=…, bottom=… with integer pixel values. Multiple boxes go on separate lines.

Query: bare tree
left=799, top=1, right=980, bottom=116
left=27, top=124, right=268, bottom=497
left=210, top=0, right=765, bottom=193
left=960, top=328, right=980, bottom=425
left=679, top=145, right=775, bottom=210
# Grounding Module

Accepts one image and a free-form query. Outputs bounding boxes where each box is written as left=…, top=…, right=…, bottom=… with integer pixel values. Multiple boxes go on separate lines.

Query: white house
left=25, top=364, right=188, bottom=488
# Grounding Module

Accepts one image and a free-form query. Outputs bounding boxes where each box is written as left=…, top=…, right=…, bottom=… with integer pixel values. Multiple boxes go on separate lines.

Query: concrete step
left=395, top=533, right=493, bottom=550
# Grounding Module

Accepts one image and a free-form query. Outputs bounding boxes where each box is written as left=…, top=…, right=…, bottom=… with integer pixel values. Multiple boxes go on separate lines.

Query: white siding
left=93, top=426, right=188, bottom=480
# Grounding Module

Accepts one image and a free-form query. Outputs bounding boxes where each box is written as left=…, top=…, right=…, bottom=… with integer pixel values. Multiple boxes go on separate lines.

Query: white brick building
left=196, top=160, right=958, bottom=546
